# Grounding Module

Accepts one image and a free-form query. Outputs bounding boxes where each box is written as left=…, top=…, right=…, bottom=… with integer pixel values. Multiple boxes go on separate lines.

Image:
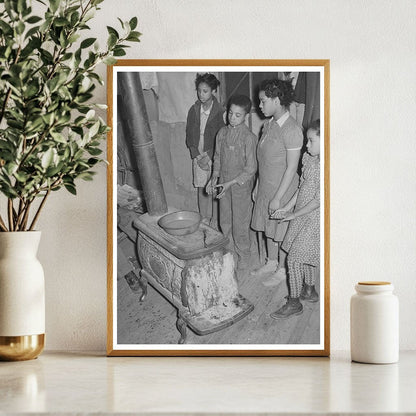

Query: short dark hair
left=195, top=73, right=220, bottom=91
left=308, top=119, right=320, bottom=136
left=259, top=78, right=294, bottom=108
left=228, top=94, right=252, bottom=114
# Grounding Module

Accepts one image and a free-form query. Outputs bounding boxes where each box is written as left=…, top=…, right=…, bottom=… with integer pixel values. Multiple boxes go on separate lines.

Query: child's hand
left=270, top=210, right=295, bottom=222
left=197, top=154, right=210, bottom=170
left=214, top=181, right=233, bottom=199
left=268, top=198, right=281, bottom=216
left=206, top=177, right=218, bottom=195
left=270, top=209, right=288, bottom=220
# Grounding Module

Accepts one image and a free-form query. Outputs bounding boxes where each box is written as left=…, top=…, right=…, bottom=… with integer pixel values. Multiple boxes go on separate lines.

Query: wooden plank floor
left=117, top=233, right=320, bottom=346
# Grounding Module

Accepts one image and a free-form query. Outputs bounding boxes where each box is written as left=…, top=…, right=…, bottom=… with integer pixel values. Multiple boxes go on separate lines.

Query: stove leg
left=176, top=314, right=187, bottom=344
left=124, top=270, right=147, bottom=302
left=138, top=271, right=148, bottom=302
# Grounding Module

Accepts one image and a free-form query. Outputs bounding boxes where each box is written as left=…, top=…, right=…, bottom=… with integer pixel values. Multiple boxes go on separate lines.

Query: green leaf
left=103, top=56, right=117, bottom=65
left=107, top=33, right=117, bottom=49
left=4, top=1, right=16, bottom=19
left=17, top=0, right=27, bottom=14
left=63, top=146, right=70, bottom=160
left=45, top=164, right=63, bottom=177
left=88, top=120, right=100, bottom=138
left=49, top=0, right=60, bottom=13
left=0, top=20, right=13, bottom=35
left=25, top=117, right=44, bottom=133
left=54, top=17, right=69, bottom=27
left=85, top=109, right=95, bottom=120
left=14, top=171, right=28, bottom=183
left=87, top=147, right=102, bottom=156
left=106, top=26, right=119, bottom=39
left=25, top=25, right=40, bottom=39
left=41, top=148, right=54, bottom=169
left=16, top=21, right=25, bottom=35
left=23, top=83, right=39, bottom=99
left=26, top=15, right=42, bottom=24
left=64, top=183, right=77, bottom=195
left=129, top=16, right=138, bottom=30
left=42, top=112, right=55, bottom=125
left=113, top=47, right=126, bottom=57
left=77, top=171, right=95, bottom=181
left=50, top=131, right=67, bottom=143
left=5, top=162, right=18, bottom=176
left=117, top=17, right=125, bottom=29
left=126, top=31, right=141, bottom=42
left=68, top=33, right=80, bottom=44
left=70, top=11, right=80, bottom=26
left=80, top=37, right=96, bottom=49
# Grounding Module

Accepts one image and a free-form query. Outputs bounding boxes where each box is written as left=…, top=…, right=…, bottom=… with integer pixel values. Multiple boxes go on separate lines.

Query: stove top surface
left=133, top=209, right=229, bottom=260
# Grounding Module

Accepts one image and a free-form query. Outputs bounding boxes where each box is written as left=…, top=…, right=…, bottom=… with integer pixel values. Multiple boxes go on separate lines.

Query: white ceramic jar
left=350, top=281, right=399, bottom=364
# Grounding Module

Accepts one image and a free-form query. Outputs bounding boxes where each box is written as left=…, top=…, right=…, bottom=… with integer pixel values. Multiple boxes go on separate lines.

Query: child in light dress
left=250, top=79, right=303, bottom=282
left=270, top=119, right=321, bottom=319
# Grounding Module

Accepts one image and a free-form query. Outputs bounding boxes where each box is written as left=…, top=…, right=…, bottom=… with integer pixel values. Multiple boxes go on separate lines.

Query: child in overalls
left=206, top=95, right=257, bottom=270
left=186, top=73, right=225, bottom=220
left=270, top=119, right=321, bottom=319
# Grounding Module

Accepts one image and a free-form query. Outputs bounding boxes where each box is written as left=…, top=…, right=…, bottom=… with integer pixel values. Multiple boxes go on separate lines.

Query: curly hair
left=308, top=119, right=320, bottom=136
left=228, top=94, right=252, bottom=114
left=259, top=78, right=294, bottom=108
left=195, top=73, right=220, bottom=91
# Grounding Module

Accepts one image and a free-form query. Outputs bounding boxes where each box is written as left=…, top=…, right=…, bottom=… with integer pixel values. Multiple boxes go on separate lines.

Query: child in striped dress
left=269, top=119, right=321, bottom=319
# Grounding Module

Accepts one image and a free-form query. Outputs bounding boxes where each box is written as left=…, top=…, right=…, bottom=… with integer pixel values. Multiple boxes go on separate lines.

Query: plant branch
left=15, top=199, right=28, bottom=231
left=29, top=189, right=50, bottom=231
left=14, top=199, right=23, bottom=230
left=20, top=199, right=33, bottom=231
left=18, top=120, right=58, bottom=169
left=7, top=199, right=14, bottom=231
left=0, top=213, right=8, bottom=232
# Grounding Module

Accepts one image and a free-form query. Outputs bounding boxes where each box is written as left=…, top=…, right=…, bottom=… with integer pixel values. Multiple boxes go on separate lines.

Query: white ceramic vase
left=0, top=231, right=45, bottom=360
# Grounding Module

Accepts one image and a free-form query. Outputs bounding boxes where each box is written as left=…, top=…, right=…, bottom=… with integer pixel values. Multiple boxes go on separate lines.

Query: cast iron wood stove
left=118, top=72, right=253, bottom=344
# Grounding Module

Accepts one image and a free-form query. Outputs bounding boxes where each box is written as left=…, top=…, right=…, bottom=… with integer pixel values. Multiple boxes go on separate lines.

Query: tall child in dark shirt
left=186, top=73, right=225, bottom=220
left=206, top=95, right=257, bottom=270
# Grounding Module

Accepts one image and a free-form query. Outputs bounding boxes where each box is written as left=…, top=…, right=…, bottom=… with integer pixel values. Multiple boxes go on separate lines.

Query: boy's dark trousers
left=218, top=180, right=253, bottom=263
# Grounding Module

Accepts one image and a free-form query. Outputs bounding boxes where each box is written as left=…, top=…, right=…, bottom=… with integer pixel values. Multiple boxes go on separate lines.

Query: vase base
left=0, top=334, right=45, bottom=361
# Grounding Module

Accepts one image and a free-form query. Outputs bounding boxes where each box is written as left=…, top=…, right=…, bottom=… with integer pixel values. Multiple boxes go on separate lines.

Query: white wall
left=38, top=0, right=416, bottom=351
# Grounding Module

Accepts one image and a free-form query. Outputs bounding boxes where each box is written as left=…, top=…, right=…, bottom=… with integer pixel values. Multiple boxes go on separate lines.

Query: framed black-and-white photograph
left=107, top=60, right=330, bottom=356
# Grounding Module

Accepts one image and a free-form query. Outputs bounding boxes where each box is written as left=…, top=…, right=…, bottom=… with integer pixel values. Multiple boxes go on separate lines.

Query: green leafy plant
left=0, top=0, right=140, bottom=231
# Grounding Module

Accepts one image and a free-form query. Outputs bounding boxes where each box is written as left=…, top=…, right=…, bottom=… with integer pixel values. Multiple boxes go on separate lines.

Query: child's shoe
left=270, top=297, right=303, bottom=319
left=300, top=284, right=319, bottom=303
left=262, top=267, right=287, bottom=287
left=250, top=258, right=278, bottom=277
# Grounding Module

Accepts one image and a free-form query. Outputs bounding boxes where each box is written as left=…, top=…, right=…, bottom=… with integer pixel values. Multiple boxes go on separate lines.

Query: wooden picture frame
left=107, top=60, right=330, bottom=356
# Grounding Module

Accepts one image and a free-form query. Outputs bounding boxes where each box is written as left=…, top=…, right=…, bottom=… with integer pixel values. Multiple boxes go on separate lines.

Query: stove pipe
left=117, top=72, right=168, bottom=216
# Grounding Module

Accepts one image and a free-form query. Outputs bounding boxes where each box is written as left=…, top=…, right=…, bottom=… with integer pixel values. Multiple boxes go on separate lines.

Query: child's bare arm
left=269, top=149, right=301, bottom=213
left=294, top=198, right=319, bottom=217
left=276, top=199, right=319, bottom=222
left=284, top=189, right=299, bottom=211
left=270, top=189, right=299, bottom=218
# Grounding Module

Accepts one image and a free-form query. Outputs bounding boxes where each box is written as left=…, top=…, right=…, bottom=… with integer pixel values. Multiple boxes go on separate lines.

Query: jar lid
left=358, top=281, right=391, bottom=285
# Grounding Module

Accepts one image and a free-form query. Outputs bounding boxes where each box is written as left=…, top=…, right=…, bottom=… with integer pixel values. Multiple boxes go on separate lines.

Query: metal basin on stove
left=158, top=210, right=202, bottom=236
